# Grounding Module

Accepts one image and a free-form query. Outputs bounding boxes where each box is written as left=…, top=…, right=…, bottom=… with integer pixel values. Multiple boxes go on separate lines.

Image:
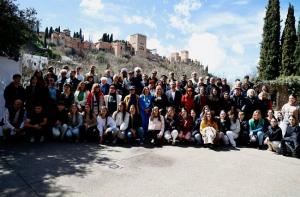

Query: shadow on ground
left=0, top=142, right=112, bottom=196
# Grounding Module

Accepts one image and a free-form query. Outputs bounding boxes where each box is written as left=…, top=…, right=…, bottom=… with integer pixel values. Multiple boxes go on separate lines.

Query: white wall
left=0, top=56, right=21, bottom=120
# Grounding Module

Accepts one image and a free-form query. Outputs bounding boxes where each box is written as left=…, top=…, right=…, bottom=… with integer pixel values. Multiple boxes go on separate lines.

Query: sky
left=17, top=0, right=300, bottom=80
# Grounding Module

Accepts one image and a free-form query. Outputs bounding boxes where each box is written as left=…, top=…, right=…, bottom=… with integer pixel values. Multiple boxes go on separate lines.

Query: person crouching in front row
left=200, top=111, right=218, bottom=146
left=148, top=106, right=165, bottom=146
left=97, top=106, right=117, bottom=144
left=65, top=104, right=83, bottom=142
left=264, top=117, right=282, bottom=153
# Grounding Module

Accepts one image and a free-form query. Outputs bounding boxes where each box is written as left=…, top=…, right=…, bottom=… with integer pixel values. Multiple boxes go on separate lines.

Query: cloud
left=124, top=15, right=156, bottom=29
left=186, top=33, right=226, bottom=72
left=83, top=26, right=121, bottom=42
left=174, top=0, right=202, bottom=17
left=147, top=38, right=177, bottom=57
left=232, top=0, right=249, bottom=5
left=231, top=43, right=245, bottom=55
left=165, top=33, right=175, bottom=40
left=80, top=0, right=104, bottom=16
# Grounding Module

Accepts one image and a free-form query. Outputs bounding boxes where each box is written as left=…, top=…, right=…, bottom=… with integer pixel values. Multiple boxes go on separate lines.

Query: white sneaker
left=30, top=137, right=35, bottom=143
left=40, top=136, right=45, bottom=142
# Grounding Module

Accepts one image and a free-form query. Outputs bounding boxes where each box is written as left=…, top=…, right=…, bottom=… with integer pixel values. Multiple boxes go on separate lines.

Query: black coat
left=4, top=82, right=26, bottom=108
left=265, top=125, right=282, bottom=141
left=165, top=90, right=182, bottom=111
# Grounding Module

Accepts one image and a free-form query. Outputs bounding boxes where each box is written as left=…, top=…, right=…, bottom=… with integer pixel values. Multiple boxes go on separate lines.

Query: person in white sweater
left=97, top=106, right=117, bottom=144
left=112, top=101, right=130, bottom=143
left=226, top=110, right=240, bottom=148
left=148, top=106, right=165, bottom=146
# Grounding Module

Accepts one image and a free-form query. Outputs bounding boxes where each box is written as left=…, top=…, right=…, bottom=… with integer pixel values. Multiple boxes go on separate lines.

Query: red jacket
left=181, top=95, right=195, bottom=113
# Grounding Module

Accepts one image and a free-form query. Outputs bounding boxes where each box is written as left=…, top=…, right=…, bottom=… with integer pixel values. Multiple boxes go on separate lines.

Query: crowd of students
left=1, top=65, right=300, bottom=158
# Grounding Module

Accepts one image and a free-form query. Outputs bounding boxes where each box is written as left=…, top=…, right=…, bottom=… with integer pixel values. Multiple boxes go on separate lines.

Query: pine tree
left=258, top=0, right=281, bottom=80
left=79, top=28, right=83, bottom=42
left=58, top=26, right=60, bottom=33
left=294, top=19, right=300, bottom=75
left=44, top=27, right=48, bottom=47
left=281, top=4, right=297, bottom=76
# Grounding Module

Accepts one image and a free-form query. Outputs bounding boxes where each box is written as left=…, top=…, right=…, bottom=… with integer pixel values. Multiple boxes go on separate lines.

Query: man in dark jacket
left=166, top=81, right=182, bottom=112
left=4, top=74, right=26, bottom=109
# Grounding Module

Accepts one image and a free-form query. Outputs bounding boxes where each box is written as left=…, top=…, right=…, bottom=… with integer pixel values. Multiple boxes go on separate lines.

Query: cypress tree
left=281, top=4, right=297, bottom=76
left=49, top=26, right=53, bottom=38
left=294, top=19, right=300, bottom=75
left=258, top=0, right=281, bottom=80
left=44, top=27, right=48, bottom=47
left=110, top=34, right=113, bottom=42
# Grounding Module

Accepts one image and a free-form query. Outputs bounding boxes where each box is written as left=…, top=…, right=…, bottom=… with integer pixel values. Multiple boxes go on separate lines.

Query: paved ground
left=1, top=142, right=300, bottom=197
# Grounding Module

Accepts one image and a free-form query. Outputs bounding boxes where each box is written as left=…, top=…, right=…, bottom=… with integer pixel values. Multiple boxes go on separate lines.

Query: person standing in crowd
left=65, top=104, right=83, bottom=142
left=168, top=72, right=176, bottom=83
left=231, top=85, right=246, bottom=112
left=264, top=117, right=282, bottom=153
left=82, top=104, right=98, bottom=141
left=85, top=65, right=98, bottom=83
left=164, top=106, right=179, bottom=145
left=76, top=66, right=84, bottom=81
left=85, top=75, right=94, bottom=92
left=45, top=66, right=58, bottom=82
left=32, top=70, right=45, bottom=88
left=149, top=70, right=158, bottom=85
left=180, top=74, right=187, bottom=89
left=281, top=115, right=300, bottom=157
left=57, top=69, right=68, bottom=92
left=52, top=101, right=68, bottom=140
left=104, top=85, right=122, bottom=116
left=249, top=110, right=265, bottom=149
left=190, top=72, right=198, bottom=88
left=181, top=87, right=195, bottom=114
left=276, top=112, right=286, bottom=136
left=25, top=76, right=46, bottom=116
left=59, top=83, right=74, bottom=111
left=100, top=77, right=110, bottom=95
left=176, top=81, right=186, bottom=95
left=258, top=91, right=272, bottom=118
left=206, top=77, right=218, bottom=96
left=200, top=111, right=218, bottom=145
left=148, top=106, right=165, bottom=146
left=4, top=74, right=26, bottom=109
left=166, top=81, right=182, bottom=112
left=244, top=89, right=259, bottom=120
left=3, top=99, right=26, bottom=140
left=127, top=105, right=144, bottom=144
left=104, top=69, right=113, bottom=85
left=142, top=74, right=149, bottom=87
left=24, top=103, right=48, bottom=143
left=111, top=74, right=125, bottom=96
left=139, top=87, right=153, bottom=133
left=208, top=87, right=221, bottom=116
left=124, top=86, right=140, bottom=113
left=86, top=84, right=105, bottom=115
left=47, top=78, right=60, bottom=108
left=178, top=108, right=193, bottom=142
left=152, top=85, right=168, bottom=116
left=220, top=78, right=230, bottom=96
left=220, top=91, right=234, bottom=113
left=97, top=106, right=117, bottom=144
left=66, top=70, right=80, bottom=93
left=244, top=75, right=253, bottom=89
left=194, top=86, right=207, bottom=116
left=74, top=82, right=88, bottom=111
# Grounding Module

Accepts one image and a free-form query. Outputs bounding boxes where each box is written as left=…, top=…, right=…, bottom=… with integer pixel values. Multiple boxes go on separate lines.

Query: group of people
left=1, top=65, right=300, bottom=158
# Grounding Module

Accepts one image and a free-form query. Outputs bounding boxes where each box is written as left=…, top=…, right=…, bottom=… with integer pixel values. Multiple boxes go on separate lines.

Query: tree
left=79, top=28, right=83, bottom=42
left=44, top=27, right=48, bottom=48
left=258, top=0, right=281, bottom=80
left=49, top=26, right=53, bottom=38
left=0, top=0, right=38, bottom=59
left=281, top=4, right=297, bottom=76
left=295, top=19, right=300, bottom=75
left=110, top=34, right=113, bottom=42
left=36, top=21, right=39, bottom=34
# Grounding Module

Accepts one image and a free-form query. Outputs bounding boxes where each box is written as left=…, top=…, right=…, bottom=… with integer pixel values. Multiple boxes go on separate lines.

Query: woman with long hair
left=164, top=107, right=179, bottom=145
left=281, top=115, right=300, bottom=157
left=82, top=104, right=97, bottom=141
left=264, top=117, right=282, bottom=153
left=148, top=106, right=165, bottom=146
left=59, top=83, right=74, bottom=110
left=249, top=110, right=265, bottom=149
left=226, top=110, right=241, bottom=148
left=200, top=111, right=218, bottom=145
left=152, top=85, right=168, bottom=116
left=112, top=101, right=130, bottom=144
left=97, top=106, right=117, bottom=144
left=65, top=104, right=83, bottom=142
left=191, top=109, right=202, bottom=145
left=127, top=105, right=144, bottom=144
left=86, top=83, right=105, bottom=116
left=74, top=81, right=88, bottom=111
left=178, top=108, right=193, bottom=142
left=181, top=87, right=195, bottom=114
